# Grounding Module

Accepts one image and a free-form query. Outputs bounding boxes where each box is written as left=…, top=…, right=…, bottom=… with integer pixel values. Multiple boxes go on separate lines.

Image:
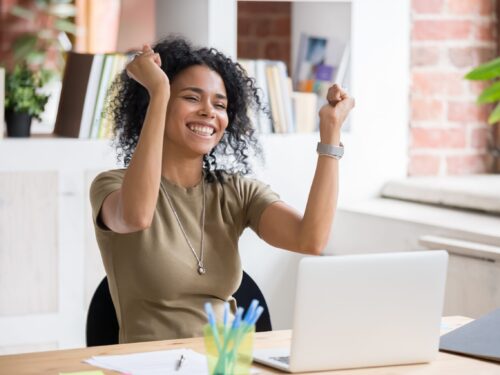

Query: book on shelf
left=238, top=59, right=304, bottom=134
left=53, top=51, right=129, bottom=139
left=291, top=91, right=318, bottom=133
left=0, top=67, right=4, bottom=139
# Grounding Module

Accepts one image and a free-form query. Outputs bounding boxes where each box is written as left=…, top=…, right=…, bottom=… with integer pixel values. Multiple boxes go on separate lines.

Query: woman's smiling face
left=164, top=64, right=229, bottom=157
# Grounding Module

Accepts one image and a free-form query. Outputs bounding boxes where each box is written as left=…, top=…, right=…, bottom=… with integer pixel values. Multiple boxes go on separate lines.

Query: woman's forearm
left=298, top=131, right=341, bottom=254
left=119, top=90, right=169, bottom=229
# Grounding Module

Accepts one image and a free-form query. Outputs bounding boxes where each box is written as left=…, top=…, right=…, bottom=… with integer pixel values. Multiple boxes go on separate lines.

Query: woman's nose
left=198, top=100, right=215, bottom=117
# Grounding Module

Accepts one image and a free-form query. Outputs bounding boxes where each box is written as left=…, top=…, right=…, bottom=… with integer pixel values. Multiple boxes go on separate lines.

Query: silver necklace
left=164, top=175, right=206, bottom=275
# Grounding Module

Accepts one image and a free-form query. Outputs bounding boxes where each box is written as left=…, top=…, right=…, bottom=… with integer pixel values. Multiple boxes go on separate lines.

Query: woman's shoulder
left=90, top=169, right=126, bottom=193
left=93, top=168, right=127, bottom=182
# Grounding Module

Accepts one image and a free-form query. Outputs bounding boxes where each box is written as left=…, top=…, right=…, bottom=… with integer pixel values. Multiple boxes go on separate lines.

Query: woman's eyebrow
left=180, top=87, right=227, bottom=100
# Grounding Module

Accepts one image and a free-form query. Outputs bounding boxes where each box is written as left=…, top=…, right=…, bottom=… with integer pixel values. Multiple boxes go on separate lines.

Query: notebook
left=440, top=308, right=500, bottom=362
left=253, top=251, right=449, bottom=373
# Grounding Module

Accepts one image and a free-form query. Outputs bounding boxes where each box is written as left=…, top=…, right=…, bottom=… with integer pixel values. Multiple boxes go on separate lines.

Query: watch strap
left=317, top=142, right=344, bottom=160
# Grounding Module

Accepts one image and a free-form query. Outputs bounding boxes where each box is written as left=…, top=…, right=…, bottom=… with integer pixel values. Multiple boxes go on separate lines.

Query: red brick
left=412, top=71, right=465, bottom=96
left=408, top=154, right=441, bottom=175
left=237, top=40, right=259, bottom=58
left=448, top=101, right=490, bottom=123
left=413, top=20, right=472, bottom=40
left=270, top=16, right=290, bottom=37
left=444, top=72, right=468, bottom=96
left=479, top=0, right=495, bottom=15
left=255, top=19, right=271, bottom=37
left=476, top=23, right=497, bottom=41
left=469, top=80, right=489, bottom=96
left=475, top=47, right=497, bottom=65
left=448, top=47, right=474, bottom=68
left=411, top=127, right=466, bottom=148
left=238, top=17, right=253, bottom=36
left=448, top=47, right=498, bottom=69
left=447, top=0, right=482, bottom=15
left=471, top=126, right=491, bottom=149
left=264, top=40, right=290, bottom=64
left=412, top=0, right=444, bottom=13
left=446, top=154, right=489, bottom=174
left=411, top=98, right=444, bottom=121
left=411, top=71, right=438, bottom=95
left=411, top=47, right=440, bottom=67
left=237, top=2, right=290, bottom=14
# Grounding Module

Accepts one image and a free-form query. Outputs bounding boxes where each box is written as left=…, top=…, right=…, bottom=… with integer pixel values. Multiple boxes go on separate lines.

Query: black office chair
left=86, top=270, right=272, bottom=347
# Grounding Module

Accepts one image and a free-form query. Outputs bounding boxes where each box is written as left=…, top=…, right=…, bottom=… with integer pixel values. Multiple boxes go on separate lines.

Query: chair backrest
left=86, top=270, right=272, bottom=347
left=86, top=277, right=119, bottom=347
left=233, top=271, right=273, bottom=332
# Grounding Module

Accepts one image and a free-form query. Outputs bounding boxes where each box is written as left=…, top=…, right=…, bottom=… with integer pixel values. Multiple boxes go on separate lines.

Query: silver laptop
left=253, top=250, right=448, bottom=373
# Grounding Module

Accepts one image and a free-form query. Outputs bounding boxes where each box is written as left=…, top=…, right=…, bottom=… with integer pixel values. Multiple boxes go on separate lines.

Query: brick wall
left=409, top=0, right=499, bottom=175
left=0, top=0, right=33, bottom=70
left=237, top=1, right=291, bottom=72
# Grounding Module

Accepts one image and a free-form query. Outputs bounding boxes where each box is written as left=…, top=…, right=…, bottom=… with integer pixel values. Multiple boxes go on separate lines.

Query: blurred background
left=0, top=0, right=499, bottom=355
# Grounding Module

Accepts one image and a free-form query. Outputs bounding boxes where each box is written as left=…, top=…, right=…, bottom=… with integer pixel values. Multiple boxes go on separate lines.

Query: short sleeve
left=233, top=175, right=281, bottom=236
left=89, top=169, right=125, bottom=231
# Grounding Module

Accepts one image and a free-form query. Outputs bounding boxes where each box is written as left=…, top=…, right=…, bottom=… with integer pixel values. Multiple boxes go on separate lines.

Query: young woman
left=90, top=36, right=354, bottom=344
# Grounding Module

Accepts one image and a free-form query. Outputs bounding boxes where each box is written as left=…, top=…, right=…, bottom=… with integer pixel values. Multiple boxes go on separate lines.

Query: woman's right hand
left=126, top=44, right=170, bottom=97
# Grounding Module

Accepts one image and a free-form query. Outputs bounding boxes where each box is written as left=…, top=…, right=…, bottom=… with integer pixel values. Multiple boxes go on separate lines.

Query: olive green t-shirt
left=90, top=169, right=280, bottom=343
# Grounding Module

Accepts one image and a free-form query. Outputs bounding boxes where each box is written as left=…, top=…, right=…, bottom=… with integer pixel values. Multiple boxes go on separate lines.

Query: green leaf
left=26, top=51, right=46, bottom=66
left=10, top=5, right=35, bottom=21
left=54, top=19, right=78, bottom=34
left=13, top=35, right=38, bottom=60
left=477, top=81, right=500, bottom=104
left=47, top=3, right=77, bottom=17
left=35, top=0, right=49, bottom=11
left=489, top=102, right=500, bottom=124
left=465, top=58, right=500, bottom=81
left=4, top=64, right=50, bottom=117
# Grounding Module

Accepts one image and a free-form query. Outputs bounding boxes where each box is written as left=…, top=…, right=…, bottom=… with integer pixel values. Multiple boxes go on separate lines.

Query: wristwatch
left=316, top=142, right=344, bottom=160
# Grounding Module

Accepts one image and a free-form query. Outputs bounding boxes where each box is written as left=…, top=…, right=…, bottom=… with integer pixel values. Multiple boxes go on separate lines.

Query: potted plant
left=5, top=64, right=50, bottom=137
left=8, top=0, right=77, bottom=132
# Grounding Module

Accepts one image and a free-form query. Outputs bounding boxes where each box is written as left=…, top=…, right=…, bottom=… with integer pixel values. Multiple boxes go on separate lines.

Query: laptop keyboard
left=271, top=355, right=290, bottom=365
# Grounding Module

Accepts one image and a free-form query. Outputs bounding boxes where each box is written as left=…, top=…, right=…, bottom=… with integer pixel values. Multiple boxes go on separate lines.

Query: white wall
left=155, top=0, right=237, bottom=59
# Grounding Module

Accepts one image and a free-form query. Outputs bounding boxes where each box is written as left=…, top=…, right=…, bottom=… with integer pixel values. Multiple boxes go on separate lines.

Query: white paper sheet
left=84, top=348, right=208, bottom=375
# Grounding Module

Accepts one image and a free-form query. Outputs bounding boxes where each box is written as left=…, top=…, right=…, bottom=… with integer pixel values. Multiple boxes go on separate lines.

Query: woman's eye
left=215, top=103, right=226, bottom=109
left=185, top=96, right=199, bottom=102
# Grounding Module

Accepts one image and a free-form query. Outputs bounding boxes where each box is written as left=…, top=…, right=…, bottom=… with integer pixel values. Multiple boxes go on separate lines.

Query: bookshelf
left=0, top=0, right=411, bottom=354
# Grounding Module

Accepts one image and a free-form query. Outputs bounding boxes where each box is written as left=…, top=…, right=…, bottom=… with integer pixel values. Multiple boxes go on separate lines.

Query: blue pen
left=204, top=302, right=222, bottom=353
left=243, top=299, right=259, bottom=324
left=250, top=306, right=264, bottom=326
left=222, top=302, right=230, bottom=347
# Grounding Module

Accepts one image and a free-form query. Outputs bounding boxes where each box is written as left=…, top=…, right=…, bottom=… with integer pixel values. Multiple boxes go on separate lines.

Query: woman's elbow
left=122, top=213, right=153, bottom=232
left=298, top=240, right=326, bottom=256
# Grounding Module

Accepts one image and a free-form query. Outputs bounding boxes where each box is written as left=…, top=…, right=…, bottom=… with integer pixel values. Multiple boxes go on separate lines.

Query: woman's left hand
left=318, top=84, right=355, bottom=144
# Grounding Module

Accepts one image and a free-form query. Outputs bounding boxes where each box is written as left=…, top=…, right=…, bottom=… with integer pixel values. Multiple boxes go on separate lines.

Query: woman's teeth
left=188, top=124, right=214, bottom=136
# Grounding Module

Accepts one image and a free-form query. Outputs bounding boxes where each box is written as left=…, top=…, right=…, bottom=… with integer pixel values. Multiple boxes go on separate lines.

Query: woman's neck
left=161, top=147, right=204, bottom=188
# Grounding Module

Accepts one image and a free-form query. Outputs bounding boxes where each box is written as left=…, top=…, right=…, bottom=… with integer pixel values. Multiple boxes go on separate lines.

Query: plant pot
left=6, top=110, right=32, bottom=137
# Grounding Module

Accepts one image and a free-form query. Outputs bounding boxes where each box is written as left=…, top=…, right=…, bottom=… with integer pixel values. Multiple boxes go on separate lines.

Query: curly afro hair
left=106, top=35, right=267, bottom=183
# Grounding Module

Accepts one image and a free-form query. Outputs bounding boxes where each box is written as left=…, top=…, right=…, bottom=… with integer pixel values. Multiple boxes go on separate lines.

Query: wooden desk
left=1, top=317, right=498, bottom=374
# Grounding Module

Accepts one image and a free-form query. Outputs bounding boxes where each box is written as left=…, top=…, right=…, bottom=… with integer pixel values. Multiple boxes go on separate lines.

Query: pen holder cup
left=203, top=324, right=255, bottom=375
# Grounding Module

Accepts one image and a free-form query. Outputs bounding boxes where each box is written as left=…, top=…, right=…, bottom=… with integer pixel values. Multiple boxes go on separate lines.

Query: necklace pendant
left=198, top=265, right=206, bottom=275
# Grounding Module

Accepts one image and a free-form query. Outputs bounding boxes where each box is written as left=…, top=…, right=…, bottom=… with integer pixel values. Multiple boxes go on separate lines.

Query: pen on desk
left=175, top=354, right=185, bottom=371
